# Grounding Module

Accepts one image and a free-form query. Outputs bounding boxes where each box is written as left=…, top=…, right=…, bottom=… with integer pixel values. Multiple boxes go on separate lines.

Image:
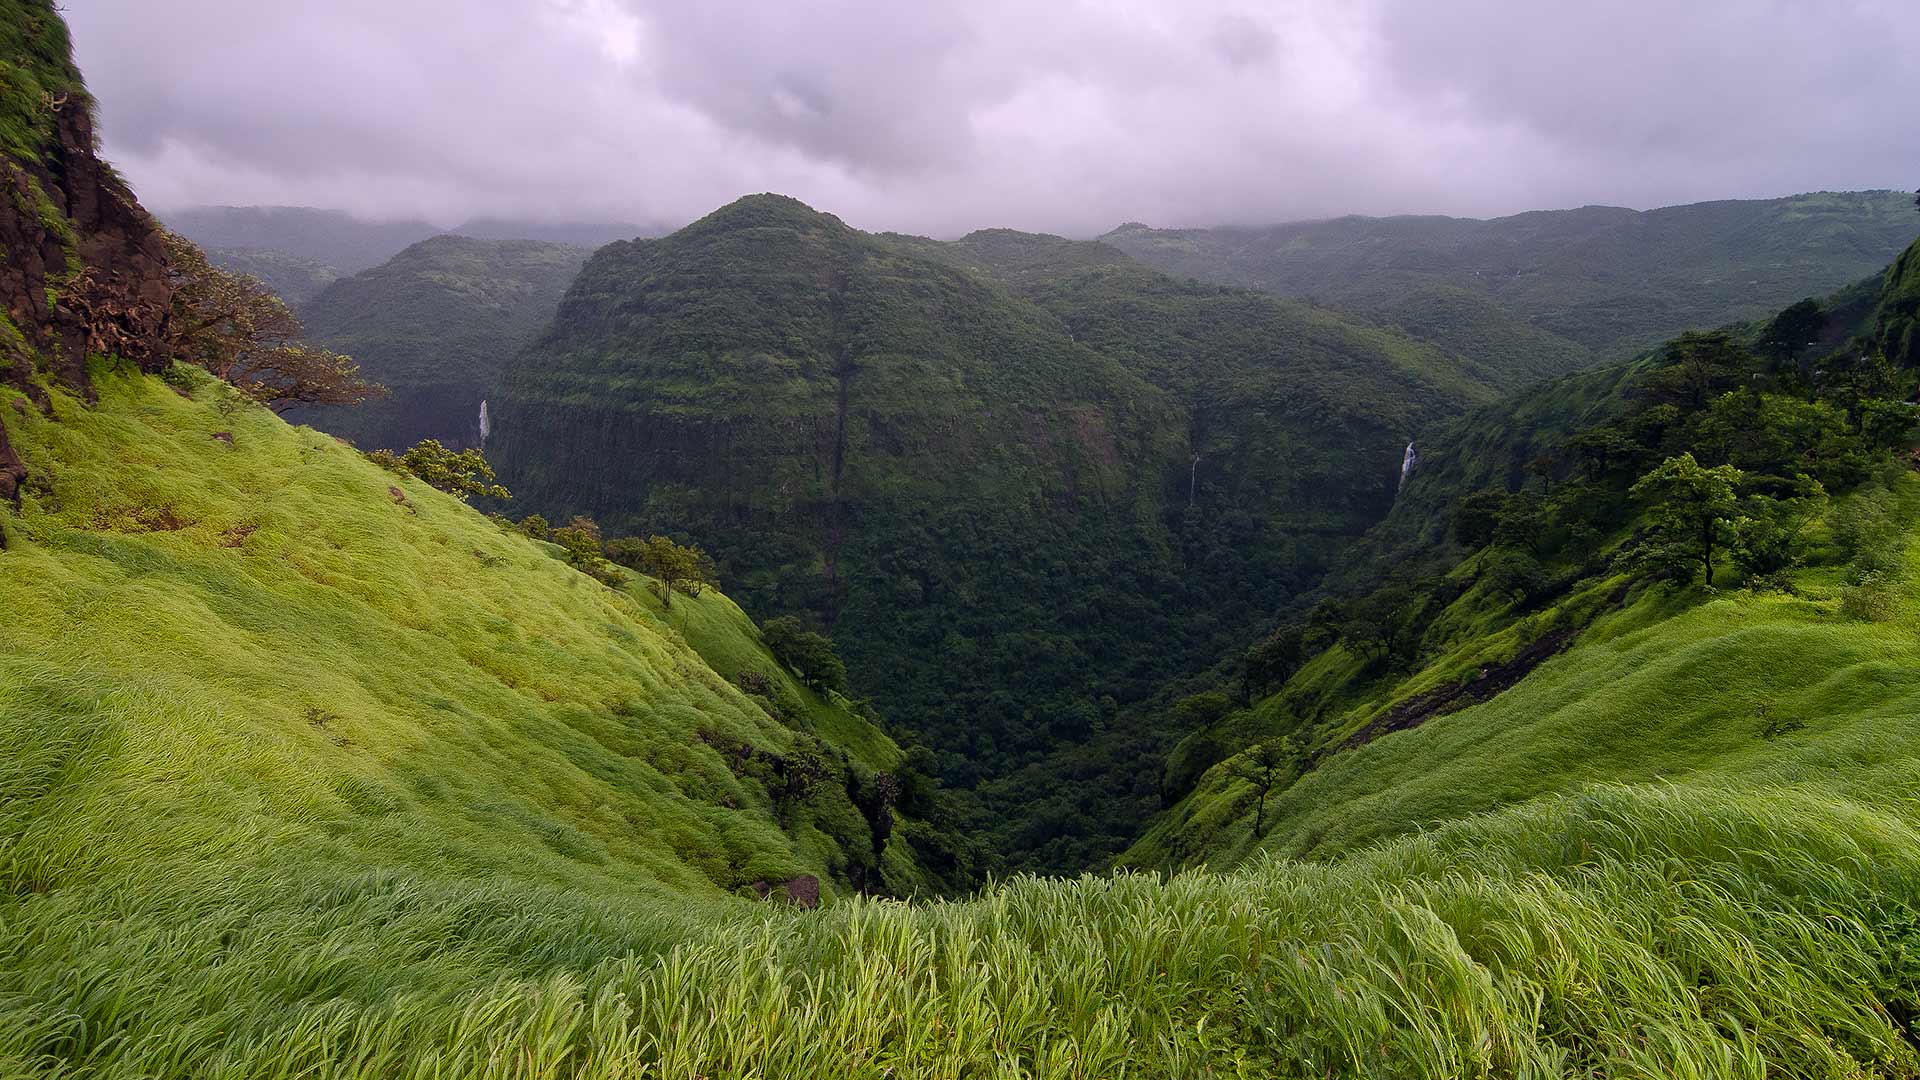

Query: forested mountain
left=487, top=194, right=1492, bottom=871
left=1106, top=190, right=1918, bottom=371
left=293, top=234, right=591, bottom=450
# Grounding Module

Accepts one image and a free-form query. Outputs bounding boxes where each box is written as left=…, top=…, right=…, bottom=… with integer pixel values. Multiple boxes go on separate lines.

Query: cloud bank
left=64, top=0, right=1920, bottom=236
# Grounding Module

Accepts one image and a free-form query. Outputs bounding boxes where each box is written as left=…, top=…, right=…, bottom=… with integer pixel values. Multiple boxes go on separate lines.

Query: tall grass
left=3, top=368, right=1917, bottom=1076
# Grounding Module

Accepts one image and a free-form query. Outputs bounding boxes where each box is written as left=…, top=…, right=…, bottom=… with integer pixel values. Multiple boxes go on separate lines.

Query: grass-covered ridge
left=0, top=364, right=926, bottom=902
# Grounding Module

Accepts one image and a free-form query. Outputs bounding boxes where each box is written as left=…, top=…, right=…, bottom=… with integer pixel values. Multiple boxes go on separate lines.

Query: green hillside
left=488, top=195, right=1491, bottom=872
left=294, top=235, right=590, bottom=450
left=1106, top=191, right=1919, bottom=369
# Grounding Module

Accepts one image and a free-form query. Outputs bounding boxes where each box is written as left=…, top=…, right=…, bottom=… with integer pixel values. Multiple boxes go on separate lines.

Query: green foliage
left=0, top=369, right=917, bottom=916
left=548, top=514, right=602, bottom=561
left=390, top=438, right=510, bottom=502
left=1759, top=297, right=1826, bottom=366
left=1243, top=624, right=1304, bottom=699
left=1629, top=452, right=1745, bottom=587
left=0, top=0, right=83, bottom=166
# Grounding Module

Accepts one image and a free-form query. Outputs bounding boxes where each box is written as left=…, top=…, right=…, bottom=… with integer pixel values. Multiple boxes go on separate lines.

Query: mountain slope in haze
left=164, top=206, right=442, bottom=276
left=294, top=235, right=591, bottom=450
left=197, top=247, right=341, bottom=305
left=1106, top=190, right=1918, bottom=366
left=489, top=194, right=1487, bottom=871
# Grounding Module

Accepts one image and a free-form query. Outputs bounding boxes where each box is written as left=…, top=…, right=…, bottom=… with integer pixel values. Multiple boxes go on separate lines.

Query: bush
left=383, top=439, right=510, bottom=502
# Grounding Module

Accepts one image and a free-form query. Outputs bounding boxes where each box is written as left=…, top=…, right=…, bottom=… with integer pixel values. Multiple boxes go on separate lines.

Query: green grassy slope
left=0, top=364, right=930, bottom=902
left=1130, top=475, right=1920, bottom=869
left=293, top=235, right=591, bottom=450
left=488, top=194, right=1494, bottom=872
left=1106, top=192, right=1919, bottom=367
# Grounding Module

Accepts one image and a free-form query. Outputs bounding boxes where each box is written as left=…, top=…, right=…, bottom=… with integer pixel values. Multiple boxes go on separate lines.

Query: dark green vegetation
left=1106, top=191, right=1918, bottom=374
left=294, top=235, right=590, bottom=450
left=489, top=194, right=1502, bottom=872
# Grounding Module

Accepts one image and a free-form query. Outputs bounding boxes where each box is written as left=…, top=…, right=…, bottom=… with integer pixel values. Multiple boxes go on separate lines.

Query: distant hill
left=1105, top=191, right=1920, bottom=367
left=489, top=194, right=1492, bottom=871
left=164, top=206, right=653, bottom=298
left=199, top=247, right=340, bottom=305
left=293, top=234, right=592, bottom=451
left=163, top=206, right=441, bottom=275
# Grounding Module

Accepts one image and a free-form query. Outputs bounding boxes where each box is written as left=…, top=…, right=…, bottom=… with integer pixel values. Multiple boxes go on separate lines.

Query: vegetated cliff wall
left=1, top=1, right=173, bottom=502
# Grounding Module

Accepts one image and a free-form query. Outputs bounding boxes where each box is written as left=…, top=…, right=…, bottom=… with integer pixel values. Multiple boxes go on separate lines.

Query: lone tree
left=392, top=439, right=509, bottom=502
left=1629, top=452, right=1745, bottom=587
left=163, top=232, right=383, bottom=411
left=1227, top=739, right=1293, bottom=837
left=606, top=534, right=717, bottom=608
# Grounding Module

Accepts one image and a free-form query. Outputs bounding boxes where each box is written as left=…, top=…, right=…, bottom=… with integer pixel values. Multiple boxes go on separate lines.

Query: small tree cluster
left=606, top=534, right=718, bottom=609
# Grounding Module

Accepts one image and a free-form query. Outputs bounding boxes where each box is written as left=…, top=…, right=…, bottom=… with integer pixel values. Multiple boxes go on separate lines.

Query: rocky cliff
left=0, top=0, right=172, bottom=503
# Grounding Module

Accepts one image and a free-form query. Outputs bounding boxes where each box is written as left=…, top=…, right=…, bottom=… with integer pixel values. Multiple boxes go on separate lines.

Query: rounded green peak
left=683, top=193, right=848, bottom=237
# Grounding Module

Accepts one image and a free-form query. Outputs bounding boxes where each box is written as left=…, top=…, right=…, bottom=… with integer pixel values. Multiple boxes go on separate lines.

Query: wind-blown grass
left=3, top=368, right=1918, bottom=1077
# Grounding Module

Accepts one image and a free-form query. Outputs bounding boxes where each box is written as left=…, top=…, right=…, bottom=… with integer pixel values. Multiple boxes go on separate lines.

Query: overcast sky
left=65, top=0, right=1920, bottom=237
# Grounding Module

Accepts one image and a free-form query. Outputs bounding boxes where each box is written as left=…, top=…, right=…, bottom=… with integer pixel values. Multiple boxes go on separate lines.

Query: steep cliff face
left=0, top=0, right=172, bottom=503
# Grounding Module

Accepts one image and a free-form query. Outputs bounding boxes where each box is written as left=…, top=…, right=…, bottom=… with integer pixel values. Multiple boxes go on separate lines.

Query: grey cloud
left=60, top=0, right=1920, bottom=238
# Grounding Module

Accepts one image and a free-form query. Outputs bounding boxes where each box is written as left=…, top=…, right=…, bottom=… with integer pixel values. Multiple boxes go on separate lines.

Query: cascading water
left=1398, top=440, right=1417, bottom=491
left=477, top=399, right=491, bottom=445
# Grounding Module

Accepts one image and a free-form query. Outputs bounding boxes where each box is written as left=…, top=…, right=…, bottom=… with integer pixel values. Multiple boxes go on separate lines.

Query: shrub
left=380, top=439, right=510, bottom=502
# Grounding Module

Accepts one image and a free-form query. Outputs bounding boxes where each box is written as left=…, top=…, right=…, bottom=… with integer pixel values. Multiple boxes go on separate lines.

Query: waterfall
left=1398, top=440, right=1417, bottom=491
left=477, top=399, right=491, bottom=444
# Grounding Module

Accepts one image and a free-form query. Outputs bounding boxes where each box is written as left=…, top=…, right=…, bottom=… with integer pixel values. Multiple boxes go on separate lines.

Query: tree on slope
left=163, top=232, right=383, bottom=412
left=1227, top=739, right=1293, bottom=838
left=1629, top=453, right=1745, bottom=587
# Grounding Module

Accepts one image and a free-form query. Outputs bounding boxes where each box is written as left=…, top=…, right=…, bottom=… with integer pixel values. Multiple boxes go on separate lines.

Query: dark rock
left=782, top=874, right=820, bottom=909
